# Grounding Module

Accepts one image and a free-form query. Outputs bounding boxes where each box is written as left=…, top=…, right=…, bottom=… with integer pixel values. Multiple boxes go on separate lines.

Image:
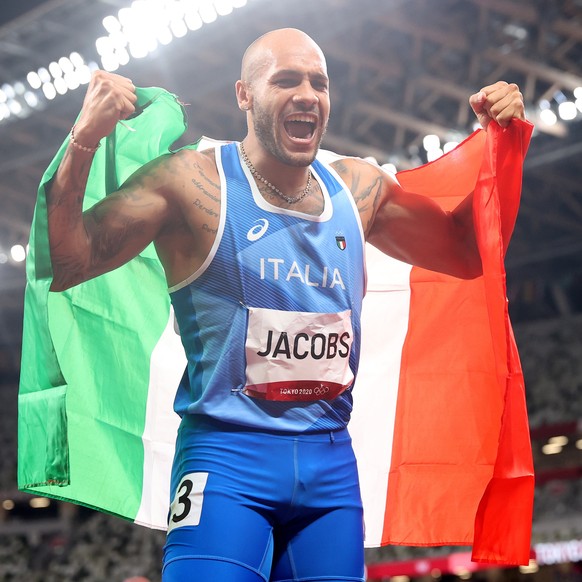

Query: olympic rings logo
left=313, top=386, right=330, bottom=396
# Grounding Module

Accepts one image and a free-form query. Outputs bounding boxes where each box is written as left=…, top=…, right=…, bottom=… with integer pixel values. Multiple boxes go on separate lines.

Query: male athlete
left=47, top=28, right=526, bottom=582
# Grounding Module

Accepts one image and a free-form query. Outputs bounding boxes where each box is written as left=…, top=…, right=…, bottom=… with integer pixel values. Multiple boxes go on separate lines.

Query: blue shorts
left=162, top=416, right=365, bottom=582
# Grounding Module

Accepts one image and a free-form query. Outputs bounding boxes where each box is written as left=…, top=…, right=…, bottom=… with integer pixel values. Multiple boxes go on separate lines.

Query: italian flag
left=18, top=88, right=534, bottom=565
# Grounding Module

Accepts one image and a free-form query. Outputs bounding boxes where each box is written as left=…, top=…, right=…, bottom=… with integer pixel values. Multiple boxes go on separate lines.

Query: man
left=47, top=28, right=526, bottom=582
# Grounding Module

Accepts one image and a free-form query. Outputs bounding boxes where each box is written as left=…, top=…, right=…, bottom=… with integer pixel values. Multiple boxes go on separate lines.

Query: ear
left=235, top=80, right=252, bottom=111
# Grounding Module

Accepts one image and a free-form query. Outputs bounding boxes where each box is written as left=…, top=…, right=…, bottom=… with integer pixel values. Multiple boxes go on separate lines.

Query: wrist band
left=70, top=125, right=101, bottom=153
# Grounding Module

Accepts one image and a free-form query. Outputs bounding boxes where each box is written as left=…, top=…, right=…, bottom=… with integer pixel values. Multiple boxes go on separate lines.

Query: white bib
left=244, top=307, right=354, bottom=401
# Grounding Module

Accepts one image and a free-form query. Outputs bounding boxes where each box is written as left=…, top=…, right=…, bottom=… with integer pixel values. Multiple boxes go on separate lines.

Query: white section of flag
left=350, top=244, right=413, bottom=546
left=135, top=308, right=185, bottom=529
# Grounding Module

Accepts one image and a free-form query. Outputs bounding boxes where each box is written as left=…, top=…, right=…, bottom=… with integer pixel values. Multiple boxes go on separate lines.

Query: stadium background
left=0, top=0, right=581, bottom=580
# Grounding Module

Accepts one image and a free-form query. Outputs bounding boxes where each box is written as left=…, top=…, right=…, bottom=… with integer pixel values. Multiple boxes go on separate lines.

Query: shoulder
left=327, top=156, right=399, bottom=236
left=146, top=146, right=220, bottom=194
left=167, top=145, right=217, bottom=173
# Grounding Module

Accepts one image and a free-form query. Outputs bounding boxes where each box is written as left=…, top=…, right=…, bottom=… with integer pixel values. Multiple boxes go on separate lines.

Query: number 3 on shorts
left=167, top=472, right=209, bottom=533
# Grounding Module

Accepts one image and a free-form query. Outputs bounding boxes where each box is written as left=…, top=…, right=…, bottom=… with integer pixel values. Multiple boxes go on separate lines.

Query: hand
left=74, top=71, right=138, bottom=147
left=469, top=81, right=525, bottom=130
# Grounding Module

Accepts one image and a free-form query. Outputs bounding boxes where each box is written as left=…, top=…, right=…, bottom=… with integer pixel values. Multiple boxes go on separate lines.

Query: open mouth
left=284, top=115, right=317, bottom=141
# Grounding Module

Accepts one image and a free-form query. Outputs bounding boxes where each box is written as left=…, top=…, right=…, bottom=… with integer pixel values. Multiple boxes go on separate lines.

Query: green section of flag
left=18, top=88, right=187, bottom=519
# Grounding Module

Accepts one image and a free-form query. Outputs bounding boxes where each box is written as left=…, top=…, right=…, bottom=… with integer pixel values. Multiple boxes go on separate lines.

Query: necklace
left=239, top=142, right=312, bottom=205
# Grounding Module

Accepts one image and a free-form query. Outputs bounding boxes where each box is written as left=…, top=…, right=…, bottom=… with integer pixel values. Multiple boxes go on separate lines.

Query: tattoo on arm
left=85, top=207, right=149, bottom=267
left=50, top=240, right=89, bottom=289
left=46, top=149, right=93, bottom=213
left=352, top=172, right=382, bottom=206
left=332, top=159, right=385, bottom=233
left=202, top=223, right=218, bottom=235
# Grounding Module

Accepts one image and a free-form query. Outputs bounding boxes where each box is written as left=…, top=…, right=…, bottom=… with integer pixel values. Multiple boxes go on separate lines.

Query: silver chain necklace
left=239, top=142, right=312, bottom=205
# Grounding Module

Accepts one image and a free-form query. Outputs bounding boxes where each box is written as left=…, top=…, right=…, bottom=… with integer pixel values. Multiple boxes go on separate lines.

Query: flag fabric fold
left=18, top=87, right=534, bottom=564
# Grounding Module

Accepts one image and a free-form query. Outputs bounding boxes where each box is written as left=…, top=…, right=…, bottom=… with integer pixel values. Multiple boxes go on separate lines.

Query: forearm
left=47, top=130, right=100, bottom=291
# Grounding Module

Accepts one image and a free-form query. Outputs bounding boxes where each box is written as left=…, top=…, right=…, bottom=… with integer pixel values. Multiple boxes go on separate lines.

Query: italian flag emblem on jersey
left=336, top=235, right=347, bottom=250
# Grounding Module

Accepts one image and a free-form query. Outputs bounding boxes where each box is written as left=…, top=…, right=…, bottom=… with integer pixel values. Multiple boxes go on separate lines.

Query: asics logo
left=247, top=219, right=269, bottom=242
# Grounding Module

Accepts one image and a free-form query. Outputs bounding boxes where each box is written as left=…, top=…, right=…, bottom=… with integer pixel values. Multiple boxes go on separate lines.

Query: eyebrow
left=271, top=69, right=329, bottom=86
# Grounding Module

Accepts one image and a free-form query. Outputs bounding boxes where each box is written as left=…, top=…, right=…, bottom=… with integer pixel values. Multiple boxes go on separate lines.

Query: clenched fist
left=73, top=71, right=138, bottom=148
left=470, top=81, right=525, bottom=130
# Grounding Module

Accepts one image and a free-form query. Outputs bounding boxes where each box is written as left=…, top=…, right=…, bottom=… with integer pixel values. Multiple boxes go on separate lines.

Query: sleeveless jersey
left=169, top=142, right=366, bottom=433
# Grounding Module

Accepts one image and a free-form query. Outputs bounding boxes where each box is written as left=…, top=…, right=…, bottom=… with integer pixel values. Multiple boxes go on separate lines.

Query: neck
left=240, top=139, right=313, bottom=204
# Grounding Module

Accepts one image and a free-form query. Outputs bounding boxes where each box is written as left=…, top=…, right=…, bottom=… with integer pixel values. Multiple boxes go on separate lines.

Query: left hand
left=469, top=81, right=525, bottom=130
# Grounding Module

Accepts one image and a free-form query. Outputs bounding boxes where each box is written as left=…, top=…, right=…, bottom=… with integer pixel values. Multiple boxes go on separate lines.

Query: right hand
left=73, top=71, right=138, bottom=148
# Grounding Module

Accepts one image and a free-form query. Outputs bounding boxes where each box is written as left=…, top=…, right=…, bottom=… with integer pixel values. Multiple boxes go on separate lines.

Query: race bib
left=244, top=307, right=354, bottom=401
left=167, top=472, right=209, bottom=533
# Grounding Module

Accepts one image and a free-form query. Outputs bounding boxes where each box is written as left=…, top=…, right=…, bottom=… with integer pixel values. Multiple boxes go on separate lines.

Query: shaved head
left=241, top=28, right=327, bottom=86
left=235, top=27, right=331, bottom=168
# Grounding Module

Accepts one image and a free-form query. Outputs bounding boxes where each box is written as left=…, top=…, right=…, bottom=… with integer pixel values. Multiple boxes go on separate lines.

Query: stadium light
left=29, top=497, right=51, bottom=509
left=558, top=101, right=577, bottom=121
left=1, top=499, right=14, bottom=510
left=548, top=435, right=568, bottom=446
left=539, top=108, right=557, bottom=126
left=10, top=244, right=26, bottom=262
left=519, top=560, right=539, bottom=574
left=422, top=134, right=440, bottom=152
left=1, top=2, right=258, bottom=126
left=97, top=0, right=255, bottom=71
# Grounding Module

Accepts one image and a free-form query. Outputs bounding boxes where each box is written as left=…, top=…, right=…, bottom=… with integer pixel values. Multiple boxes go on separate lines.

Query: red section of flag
left=381, top=121, right=534, bottom=565
left=471, top=120, right=535, bottom=565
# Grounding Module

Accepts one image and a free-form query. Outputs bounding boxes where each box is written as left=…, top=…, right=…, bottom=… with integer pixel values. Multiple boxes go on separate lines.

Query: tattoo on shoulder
left=349, top=166, right=384, bottom=234
left=202, top=223, right=218, bottom=235
left=198, top=166, right=220, bottom=192
left=191, top=157, right=220, bottom=203
left=333, top=159, right=350, bottom=175
left=191, top=177, right=220, bottom=203
left=352, top=173, right=383, bottom=206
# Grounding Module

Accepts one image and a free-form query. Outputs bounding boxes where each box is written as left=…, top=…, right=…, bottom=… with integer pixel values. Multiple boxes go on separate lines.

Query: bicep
left=368, top=182, right=480, bottom=279
left=50, top=165, right=173, bottom=291
left=82, top=183, right=169, bottom=277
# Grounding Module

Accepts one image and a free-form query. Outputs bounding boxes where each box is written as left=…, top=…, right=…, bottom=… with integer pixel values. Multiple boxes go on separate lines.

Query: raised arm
left=341, top=159, right=482, bottom=279
left=47, top=71, right=173, bottom=291
left=341, top=81, right=526, bottom=279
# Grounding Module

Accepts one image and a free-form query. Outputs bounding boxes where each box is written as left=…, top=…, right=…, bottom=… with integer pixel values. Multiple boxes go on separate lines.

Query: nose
left=292, top=81, right=319, bottom=109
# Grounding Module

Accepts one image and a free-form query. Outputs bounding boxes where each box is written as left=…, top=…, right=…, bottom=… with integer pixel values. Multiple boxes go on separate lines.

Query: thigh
left=163, top=422, right=288, bottom=581
left=162, top=469, right=275, bottom=581
left=271, top=506, right=365, bottom=582
left=271, top=432, right=365, bottom=582
left=163, top=555, right=267, bottom=582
